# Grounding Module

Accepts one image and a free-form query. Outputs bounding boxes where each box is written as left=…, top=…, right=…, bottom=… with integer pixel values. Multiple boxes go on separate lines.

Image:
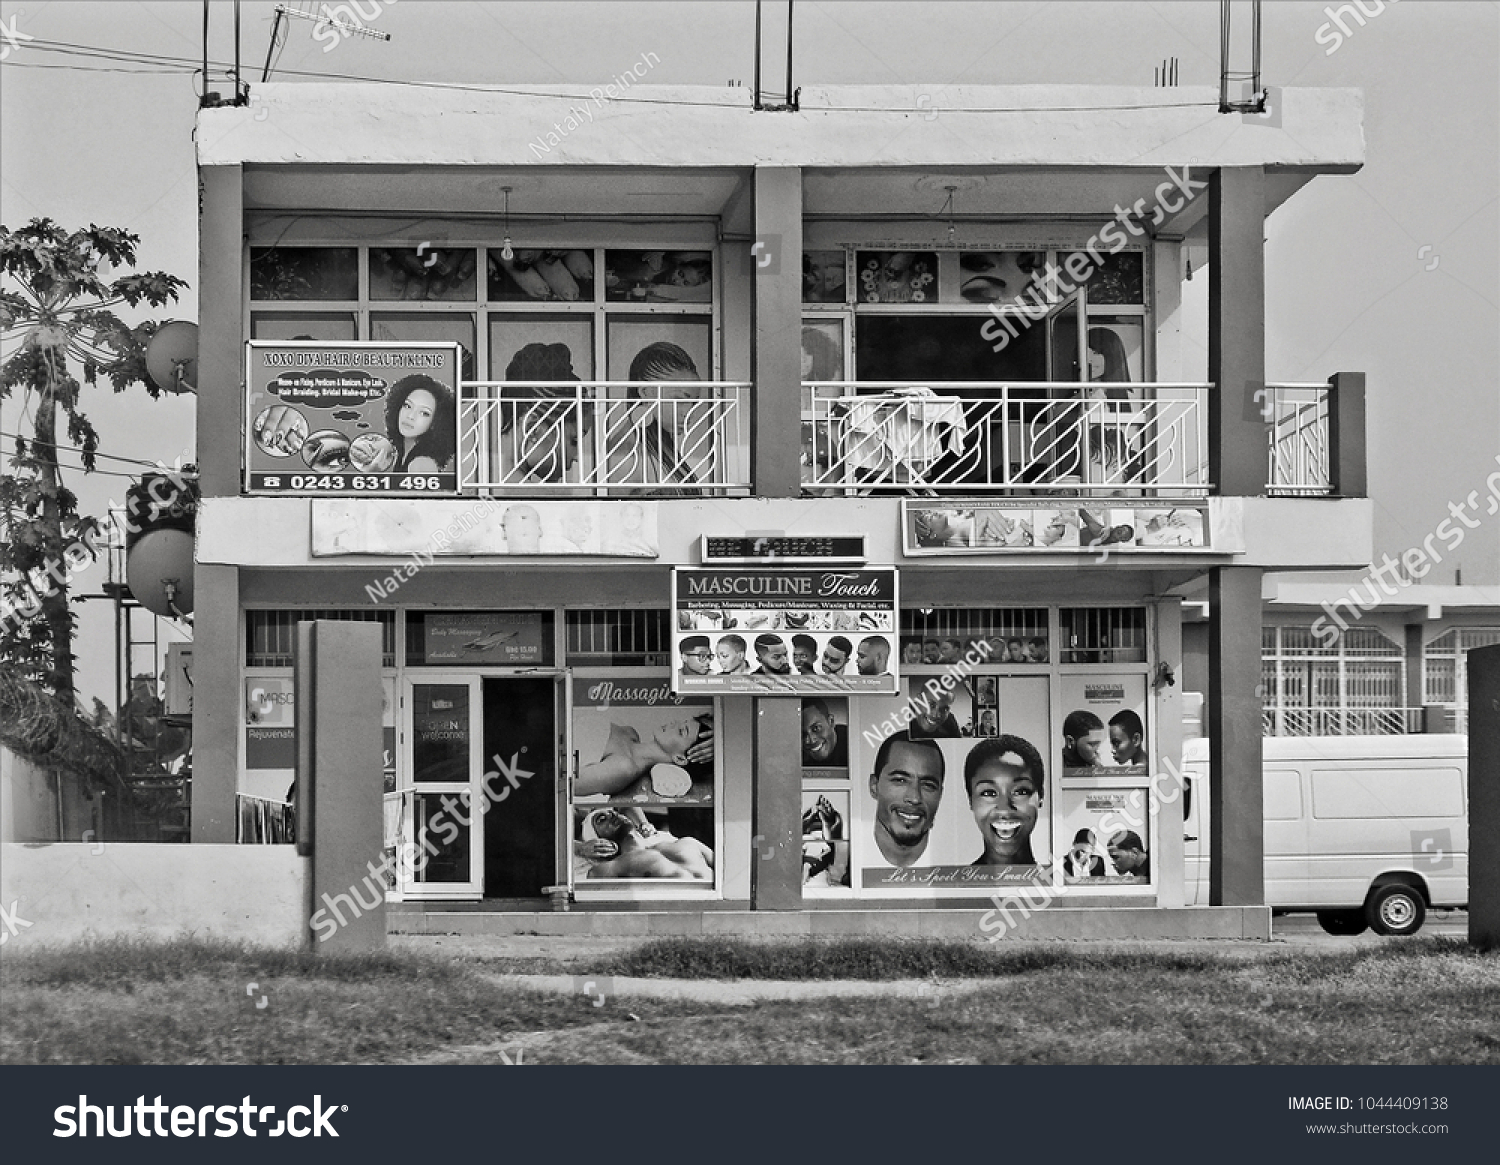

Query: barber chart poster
left=671, top=568, right=899, bottom=696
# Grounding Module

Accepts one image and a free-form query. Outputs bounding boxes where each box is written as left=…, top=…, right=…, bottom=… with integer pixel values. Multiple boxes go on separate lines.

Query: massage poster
left=856, top=676, right=1054, bottom=889
left=245, top=341, right=461, bottom=496
left=1058, top=674, right=1149, bottom=778
left=570, top=680, right=717, bottom=887
left=671, top=568, right=899, bottom=696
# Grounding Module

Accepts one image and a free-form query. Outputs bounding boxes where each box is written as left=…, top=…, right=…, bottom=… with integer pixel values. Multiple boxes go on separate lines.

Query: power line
left=9, top=36, right=1219, bottom=115
left=0, top=431, right=192, bottom=472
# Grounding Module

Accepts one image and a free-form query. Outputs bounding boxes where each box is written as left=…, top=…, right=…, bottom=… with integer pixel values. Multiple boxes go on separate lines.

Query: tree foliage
left=0, top=218, right=188, bottom=699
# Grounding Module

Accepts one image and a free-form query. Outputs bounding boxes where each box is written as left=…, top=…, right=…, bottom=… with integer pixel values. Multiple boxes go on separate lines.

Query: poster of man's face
left=801, top=698, right=849, bottom=771
left=1057, top=790, right=1151, bottom=883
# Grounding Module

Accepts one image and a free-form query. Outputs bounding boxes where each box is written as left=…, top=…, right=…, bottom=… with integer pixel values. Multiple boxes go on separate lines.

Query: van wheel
left=1366, top=884, right=1425, bottom=936
left=1316, top=910, right=1368, bottom=936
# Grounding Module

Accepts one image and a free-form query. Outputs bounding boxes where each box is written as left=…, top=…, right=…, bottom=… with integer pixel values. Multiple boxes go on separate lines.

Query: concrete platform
left=388, top=906, right=1270, bottom=941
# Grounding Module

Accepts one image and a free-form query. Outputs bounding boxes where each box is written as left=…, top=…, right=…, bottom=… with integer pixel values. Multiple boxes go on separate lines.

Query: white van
left=1181, top=735, right=1469, bottom=936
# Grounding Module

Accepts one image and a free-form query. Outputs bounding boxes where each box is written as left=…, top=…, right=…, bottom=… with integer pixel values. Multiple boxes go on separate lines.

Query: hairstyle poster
left=856, top=676, right=1052, bottom=890
left=245, top=341, right=461, bottom=496
left=1056, top=788, right=1152, bottom=884
left=672, top=569, right=899, bottom=696
left=1059, top=674, right=1149, bottom=778
left=802, top=790, right=852, bottom=889
left=570, top=680, right=716, bottom=887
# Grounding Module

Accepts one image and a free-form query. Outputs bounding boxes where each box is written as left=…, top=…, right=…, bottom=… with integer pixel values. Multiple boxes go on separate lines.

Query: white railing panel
left=802, top=381, right=1212, bottom=496
left=459, top=381, right=752, bottom=495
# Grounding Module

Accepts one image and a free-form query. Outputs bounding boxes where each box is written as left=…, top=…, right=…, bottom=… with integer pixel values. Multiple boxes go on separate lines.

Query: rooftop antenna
left=261, top=2, right=391, bottom=82
left=753, top=0, right=799, bottom=112
left=1219, top=0, right=1266, bottom=113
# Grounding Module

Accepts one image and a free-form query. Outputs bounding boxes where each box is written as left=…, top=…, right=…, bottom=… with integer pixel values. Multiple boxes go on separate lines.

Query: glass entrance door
left=399, top=677, right=483, bottom=899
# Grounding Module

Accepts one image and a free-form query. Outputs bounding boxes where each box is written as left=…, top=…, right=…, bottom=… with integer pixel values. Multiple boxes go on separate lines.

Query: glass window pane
left=412, top=793, right=471, bottom=882
left=370, top=247, right=477, bottom=301
left=855, top=251, right=940, bottom=304
left=412, top=684, right=470, bottom=783
left=251, top=312, right=357, bottom=341
left=489, top=315, right=595, bottom=380
left=952, top=251, right=1049, bottom=307
left=370, top=312, right=476, bottom=383
left=855, top=314, right=1046, bottom=380
left=487, top=248, right=597, bottom=302
left=1064, top=250, right=1145, bottom=305
left=803, top=250, right=848, bottom=304
left=604, top=250, right=712, bottom=303
left=250, top=247, right=358, bottom=301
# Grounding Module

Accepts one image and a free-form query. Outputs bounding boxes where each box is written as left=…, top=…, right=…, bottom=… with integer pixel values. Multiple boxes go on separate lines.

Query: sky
left=1, top=0, right=1497, bottom=706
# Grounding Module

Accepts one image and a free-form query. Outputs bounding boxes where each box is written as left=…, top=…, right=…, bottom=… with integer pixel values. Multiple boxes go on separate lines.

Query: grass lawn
left=3, top=936, right=1497, bottom=1065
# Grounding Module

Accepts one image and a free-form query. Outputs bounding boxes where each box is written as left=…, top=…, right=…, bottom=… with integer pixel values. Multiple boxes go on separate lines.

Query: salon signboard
left=671, top=568, right=900, bottom=696
left=244, top=341, right=461, bottom=496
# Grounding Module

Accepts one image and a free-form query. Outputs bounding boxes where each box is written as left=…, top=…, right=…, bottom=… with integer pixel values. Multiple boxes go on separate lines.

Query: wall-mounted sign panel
left=312, top=498, right=660, bottom=559
left=672, top=568, right=899, bottom=696
left=701, top=535, right=867, bottom=565
left=245, top=341, right=461, bottom=496
left=901, top=499, right=1242, bottom=556
left=419, top=612, right=551, bottom=667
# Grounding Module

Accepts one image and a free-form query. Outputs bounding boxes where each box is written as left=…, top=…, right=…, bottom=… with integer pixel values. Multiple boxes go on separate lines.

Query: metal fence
left=460, top=381, right=753, bottom=495
left=801, top=381, right=1211, bottom=496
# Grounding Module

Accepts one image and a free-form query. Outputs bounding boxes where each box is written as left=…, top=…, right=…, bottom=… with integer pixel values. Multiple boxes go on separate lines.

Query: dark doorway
left=481, top=677, right=557, bottom=897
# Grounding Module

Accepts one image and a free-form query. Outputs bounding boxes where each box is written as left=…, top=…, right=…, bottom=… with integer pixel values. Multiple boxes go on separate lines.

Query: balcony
left=801, top=382, right=1211, bottom=497
left=459, top=381, right=752, bottom=495
left=1265, top=384, right=1331, bottom=497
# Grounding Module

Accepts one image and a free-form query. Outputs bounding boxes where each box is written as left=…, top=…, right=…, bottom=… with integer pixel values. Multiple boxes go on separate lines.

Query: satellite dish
left=126, top=529, right=195, bottom=619
left=145, top=320, right=199, bottom=394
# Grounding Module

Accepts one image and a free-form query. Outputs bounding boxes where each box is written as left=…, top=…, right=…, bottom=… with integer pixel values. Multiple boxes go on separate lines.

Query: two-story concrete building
left=191, top=80, right=1371, bottom=935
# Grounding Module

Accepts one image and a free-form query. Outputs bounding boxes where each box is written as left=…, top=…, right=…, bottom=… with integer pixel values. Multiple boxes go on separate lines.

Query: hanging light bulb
left=500, top=186, right=515, bottom=261
left=943, top=185, right=957, bottom=244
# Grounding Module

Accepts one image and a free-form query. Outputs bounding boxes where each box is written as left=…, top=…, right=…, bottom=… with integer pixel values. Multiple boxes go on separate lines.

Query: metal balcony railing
left=1265, top=384, right=1331, bottom=496
left=460, top=381, right=752, bottom=495
left=1261, top=705, right=1426, bottom=736
left=801, top=382, right=1211, bottom=496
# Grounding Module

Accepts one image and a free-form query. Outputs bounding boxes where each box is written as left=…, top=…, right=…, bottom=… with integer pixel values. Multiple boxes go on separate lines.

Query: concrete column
left=297, top=621, right=385, bottom=951
left=1469, top=645, right=1500, bottom=950
left=197, top=164, right=243, bottom=499
left=1208, top=566, right=1264, bottom=905
left=189, top=564, right=240, bottom=842
left=751, top=698, right=801, bottom=909
left=1153, top=600, right=1186, bottom=908
left=752, top=166, right=803, bottom=498
left=1208, top=167, right=1268, bottom=498
left=1404, top=623, right=1424, bottom=726
left=1327, top=371, right=1367, bottom=498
